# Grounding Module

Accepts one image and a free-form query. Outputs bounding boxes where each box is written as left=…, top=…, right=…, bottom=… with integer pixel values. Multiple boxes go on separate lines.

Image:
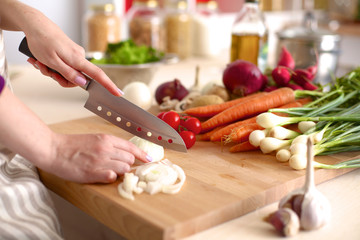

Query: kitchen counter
left=8, top=58, right=360, bottom=239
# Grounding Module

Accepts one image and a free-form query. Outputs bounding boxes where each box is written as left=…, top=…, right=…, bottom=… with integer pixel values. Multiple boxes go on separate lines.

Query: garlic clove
left=265, top=208, right=300, bottom=237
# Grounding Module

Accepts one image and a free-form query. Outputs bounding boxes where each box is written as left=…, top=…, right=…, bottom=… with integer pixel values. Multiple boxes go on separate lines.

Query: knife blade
left=19, top=37, right=187, bottom=152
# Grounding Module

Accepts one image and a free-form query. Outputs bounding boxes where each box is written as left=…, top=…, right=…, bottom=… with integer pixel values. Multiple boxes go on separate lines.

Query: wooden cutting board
left=43, top=116, right=358, bottom=240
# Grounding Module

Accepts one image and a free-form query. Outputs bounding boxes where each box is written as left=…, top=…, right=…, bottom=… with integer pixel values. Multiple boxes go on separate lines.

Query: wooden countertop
left=44, top=116, right=360, bottom=240
left=8, top=61, right=360, bottom=239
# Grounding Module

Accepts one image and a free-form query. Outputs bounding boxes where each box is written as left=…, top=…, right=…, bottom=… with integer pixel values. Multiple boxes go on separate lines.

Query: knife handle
left=18, top=37, right=90, bottom=89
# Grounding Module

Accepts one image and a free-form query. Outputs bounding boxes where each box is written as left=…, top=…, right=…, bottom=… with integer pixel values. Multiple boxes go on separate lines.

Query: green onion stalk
left=267, top=67, right=360, bottom=169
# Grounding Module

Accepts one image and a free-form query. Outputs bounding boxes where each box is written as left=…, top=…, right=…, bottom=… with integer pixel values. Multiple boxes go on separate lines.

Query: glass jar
left=164, top=0, right=192, bottom=59
left=230, top=0, right=268, bottom=69
left=127, top=0, right=165, bottom=51
left=192, top=0, right=221, bottom=57
left=84, top=4, right=121, bottom=52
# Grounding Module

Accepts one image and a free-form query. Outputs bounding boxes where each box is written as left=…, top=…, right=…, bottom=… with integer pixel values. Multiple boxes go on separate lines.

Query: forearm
left=0, top=0, right=56, bottom=35
left=0, top=87, right=54, bottom=168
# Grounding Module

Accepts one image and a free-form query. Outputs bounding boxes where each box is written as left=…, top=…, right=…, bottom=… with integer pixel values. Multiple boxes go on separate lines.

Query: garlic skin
left=279, top=138, right=331, bottom=230
left=266, top=208, right=300, bottom=237
left=300, top=189, right=331, bottom=230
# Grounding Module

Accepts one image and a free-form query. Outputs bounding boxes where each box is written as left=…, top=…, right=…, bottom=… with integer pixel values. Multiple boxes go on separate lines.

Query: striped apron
left=0, top=30, right=63, bottom=239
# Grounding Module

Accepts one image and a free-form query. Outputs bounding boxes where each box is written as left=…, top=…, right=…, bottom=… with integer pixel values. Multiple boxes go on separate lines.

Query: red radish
left=307, top=64, right=317, bottom=77
left=291, top=70, right=318, bottom=90
left=286, top=83, right=303, bottom=90
left=300, top=81, right=318, bottom=90
left=222, top=59, right=264, bottom=97
left=272, top=66, right=291, bottom=86
left=292, top=69, right=315, bottom=88
left=261, top=74, right=269, bottom=90
left=294, top=69, right=315, bottom=81
left=263, top=85, right=278, bottom=92
left=307, top=49, right=319, bottom=77
left=277, top=46, right=295, bottom=70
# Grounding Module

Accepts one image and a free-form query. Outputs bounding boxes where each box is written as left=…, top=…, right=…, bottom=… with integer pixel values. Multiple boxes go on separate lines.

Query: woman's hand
left=1, top=86, right=151, bottom=184
left=43, top=133, right=152, bottom=183
left=25, top=32, right=122, bottom=96
left=19, top=3, right=121, bottom=96
left=0, top=0, right=120, bottom=95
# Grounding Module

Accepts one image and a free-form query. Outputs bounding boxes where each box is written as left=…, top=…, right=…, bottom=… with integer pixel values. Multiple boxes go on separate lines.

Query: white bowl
left=86, top=52, right=178, bottom=89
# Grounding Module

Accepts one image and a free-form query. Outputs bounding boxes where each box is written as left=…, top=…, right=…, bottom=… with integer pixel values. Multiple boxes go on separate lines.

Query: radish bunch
left=264, top=46, right=318, bottom=92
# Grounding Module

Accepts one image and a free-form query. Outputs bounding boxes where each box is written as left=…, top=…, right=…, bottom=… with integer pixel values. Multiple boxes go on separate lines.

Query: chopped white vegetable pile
left=129, top=136, right=164, bottom=162
left=118, top=159, right=186, bottom=200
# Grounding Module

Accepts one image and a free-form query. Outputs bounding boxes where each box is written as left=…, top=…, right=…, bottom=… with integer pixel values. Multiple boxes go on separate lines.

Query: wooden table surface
left=42, top=116, right=360, bottom=240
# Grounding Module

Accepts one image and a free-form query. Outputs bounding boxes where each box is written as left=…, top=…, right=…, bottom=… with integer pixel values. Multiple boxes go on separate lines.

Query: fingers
left=44, top=43, right=121, bottom=96
left=28, top=56, right=121, bottom=96
left=74, top=60, right=122, bottom=96
left=113, top=139, right=153, bottom=164
left=51, top=46, right=121, bottom=96
left=27, top=58, right=77, bottom=87
left=49, top=133, right=153, bottom=183
left=90, top=170, right=118, bottom=183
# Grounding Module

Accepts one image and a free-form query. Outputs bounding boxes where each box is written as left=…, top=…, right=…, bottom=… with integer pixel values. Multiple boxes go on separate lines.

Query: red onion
left=155, top=79, right=189, bottom=104
left=222, top=60, right=265, bottom=97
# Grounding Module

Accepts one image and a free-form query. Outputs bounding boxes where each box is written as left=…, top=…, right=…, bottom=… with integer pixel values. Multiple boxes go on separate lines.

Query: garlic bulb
left=279, top=138, right=331, bottom=231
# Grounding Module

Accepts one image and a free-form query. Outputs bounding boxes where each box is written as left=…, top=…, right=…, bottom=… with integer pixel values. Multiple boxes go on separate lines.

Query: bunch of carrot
left=184, top=87, right=313, bottom=153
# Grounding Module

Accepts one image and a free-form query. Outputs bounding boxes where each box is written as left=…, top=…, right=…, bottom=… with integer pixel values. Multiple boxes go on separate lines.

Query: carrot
left=210, top=116, right=257, bottom=141
left=223, top=123, right=263, bottom=143
left=294, top=97, right=312, bottom=105
left=209, top=99, right=307, bottom=141
left=184, top=92, right=268, bottom=118
left=201, top=87, right=295, bottom=132
left=198, top=126, right=225, bottom=141
left=229, top=141, right=259, bottom=153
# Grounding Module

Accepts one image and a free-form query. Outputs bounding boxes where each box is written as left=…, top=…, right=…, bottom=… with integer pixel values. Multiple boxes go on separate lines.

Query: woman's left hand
left=23, top=11, right=121, bottom=96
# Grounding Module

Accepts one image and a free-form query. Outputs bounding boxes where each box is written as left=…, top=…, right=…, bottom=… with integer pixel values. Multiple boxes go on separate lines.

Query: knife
left=19, top=37, right=187, bottom=153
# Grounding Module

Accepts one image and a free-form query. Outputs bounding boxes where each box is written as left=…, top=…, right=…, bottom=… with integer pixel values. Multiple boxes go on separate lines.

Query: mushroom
left=159, top=96, right=179, bottom=111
